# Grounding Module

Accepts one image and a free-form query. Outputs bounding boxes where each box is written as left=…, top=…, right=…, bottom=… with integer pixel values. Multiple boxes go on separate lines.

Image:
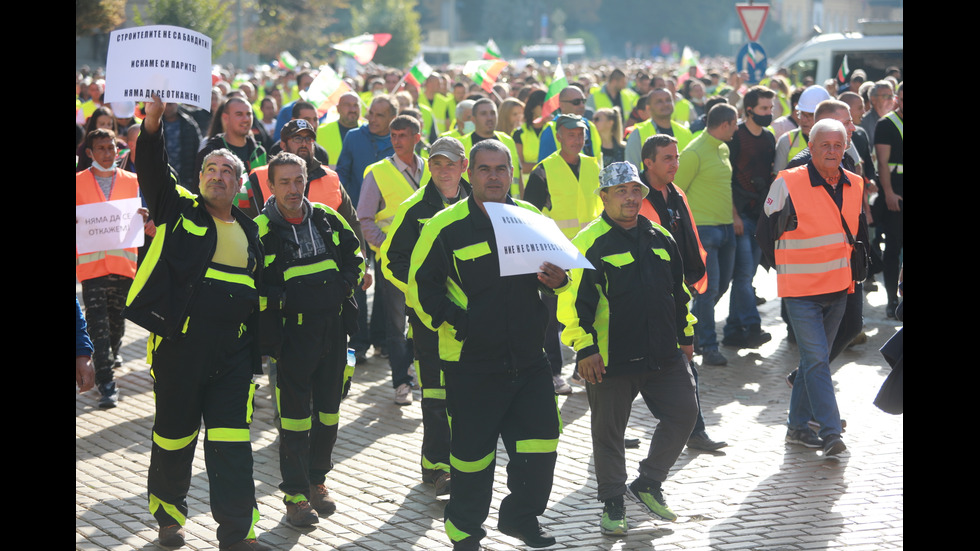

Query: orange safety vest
left=774, top=166, right=863, bottom=298
left=638, top=185, right=708, bottom=294
left=75, top=168, right=140, bottom=281
left=251, top=165, right=344, bottom=212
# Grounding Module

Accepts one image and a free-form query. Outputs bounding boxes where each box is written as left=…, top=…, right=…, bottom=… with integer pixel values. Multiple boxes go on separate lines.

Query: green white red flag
left=278, top=51, right=298, bottom=70
left=463, top=59, right=508, bottom=93
left=534, top=60, right=567, bottom=124
left=333, top=34, right=392, bottom=65
left=677, top=46, right=705, bottom=83
left=302, top=65, right=353, bottom=118
left=405, top=57, right=433, bottom=88
left=483, top=38, right=501, bottom=60
left=836, top=55, right=850, bottom=84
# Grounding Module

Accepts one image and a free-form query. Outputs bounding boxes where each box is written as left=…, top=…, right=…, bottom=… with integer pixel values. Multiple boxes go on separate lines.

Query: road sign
left=736, top=42, right=768, bottom=84
left=736, top=3, right=770, bottom=42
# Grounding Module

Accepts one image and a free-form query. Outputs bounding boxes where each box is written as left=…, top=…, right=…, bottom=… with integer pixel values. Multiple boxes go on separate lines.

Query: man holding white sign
left=408, top=140, right=568, bottom=550
left=127, top=96, right=269, bottom=551
left=557, top=162, right=698, bottom=537
left=75, top=128, right=143, bottom=409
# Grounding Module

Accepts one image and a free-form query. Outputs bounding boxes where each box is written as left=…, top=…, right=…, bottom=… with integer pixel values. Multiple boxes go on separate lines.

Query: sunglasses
left=561, top=99, right=586, bottom=106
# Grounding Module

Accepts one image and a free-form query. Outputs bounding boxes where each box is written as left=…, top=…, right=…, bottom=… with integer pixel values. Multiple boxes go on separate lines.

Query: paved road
left=76, top=270, right=903, bottom=550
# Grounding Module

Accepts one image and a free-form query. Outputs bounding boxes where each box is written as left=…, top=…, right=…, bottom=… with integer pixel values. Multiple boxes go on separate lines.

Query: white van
left=768, top=20, right=903, bottom=85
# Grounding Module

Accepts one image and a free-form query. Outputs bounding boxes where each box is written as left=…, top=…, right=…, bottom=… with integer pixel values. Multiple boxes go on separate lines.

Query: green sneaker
left=627, top=480, right=677, bottom=522
left=600, top=496, right=628, bottom=536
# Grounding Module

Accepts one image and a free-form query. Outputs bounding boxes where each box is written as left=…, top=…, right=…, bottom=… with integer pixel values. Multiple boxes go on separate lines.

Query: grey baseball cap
left=555, top=113, right=588, bottom=130
left=429, top=137, right=466, bottom=161
left=596, top=162, right=649, bottom=197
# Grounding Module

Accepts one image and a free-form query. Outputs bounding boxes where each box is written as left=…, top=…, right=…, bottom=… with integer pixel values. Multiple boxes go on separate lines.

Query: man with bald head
left=337, top=94, right=396, bottom=362
left=317, top=92, right=364, bottom=169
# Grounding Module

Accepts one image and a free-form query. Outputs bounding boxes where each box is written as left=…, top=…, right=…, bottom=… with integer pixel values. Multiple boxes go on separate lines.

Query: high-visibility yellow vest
left=538, top=152, right=602, bottom=239
left=635, top=119, right=694, bottom=152
left=364, top=158, right=428, bottom=251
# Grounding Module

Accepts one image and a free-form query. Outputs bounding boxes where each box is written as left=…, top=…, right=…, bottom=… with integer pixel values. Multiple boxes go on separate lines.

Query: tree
left=134, top=0, right=231, bottom=59
left=251, top=0, right=348, bottom=62
left=352, top=0, right=420, bottom=68
left=76, top=0, right=127, bottom=36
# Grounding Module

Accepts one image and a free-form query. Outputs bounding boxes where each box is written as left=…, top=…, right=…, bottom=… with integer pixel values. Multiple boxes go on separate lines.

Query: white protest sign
left=76, top=198, right=145, bottom=254
left=104, top=25, right=213, bottom=111
left=484, top=202, right=594, bottom=277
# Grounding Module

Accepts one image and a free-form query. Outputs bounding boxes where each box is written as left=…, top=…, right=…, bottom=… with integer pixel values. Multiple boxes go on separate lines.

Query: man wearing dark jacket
left=127, top=96, right=269, bottom=550
left=408, top=140, right=568, bottom=551
left=380, top=137, right=471, bottom=497
left=256, top=153, right=364, bottom=527
left=558, top=162, right=697, bottom=537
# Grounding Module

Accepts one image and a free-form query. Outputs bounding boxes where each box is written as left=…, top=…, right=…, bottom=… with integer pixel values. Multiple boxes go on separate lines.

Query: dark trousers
left=147, top=317, right=258, bottom=547
left=878, top=206, right=904, bottom=303
left=350, top=251, right=387, bottom=353
left=540, top=291, right=564, bottom=377
left=80, top=274, right=131, bottom=386
left=587, top=356, right=698, bottom=501
left=409, top=311, right=450, bottom=477
left=443, top=363, right=560, bottom=546
left=276, top=313, right=347, bottom=498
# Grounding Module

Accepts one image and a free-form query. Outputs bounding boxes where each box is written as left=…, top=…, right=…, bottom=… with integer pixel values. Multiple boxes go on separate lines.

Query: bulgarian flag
left=333, top=33, right=392, bottom=65
left=534, top=61, right=567, bottom=125
left=836, top=55, right=850, bottom=84
left=278, top=51, right=298, bottom=70
left=405, top=57, right=433, bottom=88
left=302, top=65, right=353, bottom=118
left=677, top=46, right=705, bottom=84
left=463, top=59, right=508, bottom=93
left=483, top=38, right=502, bottom=60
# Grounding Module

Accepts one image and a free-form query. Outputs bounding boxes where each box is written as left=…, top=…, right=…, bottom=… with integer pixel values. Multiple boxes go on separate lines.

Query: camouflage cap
left=596, top=161, right=649, bottom=197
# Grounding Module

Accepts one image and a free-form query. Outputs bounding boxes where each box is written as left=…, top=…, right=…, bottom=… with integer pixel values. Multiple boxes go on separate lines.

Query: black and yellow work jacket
left=126, top=122, right=264, bottom=373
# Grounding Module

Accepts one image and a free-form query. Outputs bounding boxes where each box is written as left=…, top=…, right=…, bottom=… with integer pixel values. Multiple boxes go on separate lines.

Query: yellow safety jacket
left=538, top=152, right=602, bottom=240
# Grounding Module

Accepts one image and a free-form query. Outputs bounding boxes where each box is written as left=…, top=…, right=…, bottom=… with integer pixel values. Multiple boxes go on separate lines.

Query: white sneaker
left=394, top=383, right=413, bottom=406
left=553, top=375, right=572, bottom=395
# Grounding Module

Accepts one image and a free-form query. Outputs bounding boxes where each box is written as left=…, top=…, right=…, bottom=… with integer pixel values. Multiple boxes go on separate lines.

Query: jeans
left=724, top=216, right=762, bottom=338
left=784, top=294, right=847, bottom=438
left=693, top=224, right=735, bottom=351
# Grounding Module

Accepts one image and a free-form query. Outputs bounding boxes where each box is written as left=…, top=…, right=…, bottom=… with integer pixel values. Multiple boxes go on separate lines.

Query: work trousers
left=408, top=310, right=450, bottom=479
left=443, top=362, right=560, bottom=547
left=80, top=274, right=131, bottom=385
left=147, top=314, right=259, bottom=547
left=587, top=356, right=698, bottom=501
left=276, top=312, right=347, bottom=499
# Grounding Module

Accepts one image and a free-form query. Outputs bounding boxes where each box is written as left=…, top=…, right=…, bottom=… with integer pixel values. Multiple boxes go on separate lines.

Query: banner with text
left=76, top=198, right=145, bottom=254
left=104, top=25, right=213, bottom=111
left=484, top=202, right=594, bottom=276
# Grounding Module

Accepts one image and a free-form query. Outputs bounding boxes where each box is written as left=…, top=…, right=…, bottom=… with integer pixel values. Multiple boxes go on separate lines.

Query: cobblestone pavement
left=76, top=270, right=903, bottom=550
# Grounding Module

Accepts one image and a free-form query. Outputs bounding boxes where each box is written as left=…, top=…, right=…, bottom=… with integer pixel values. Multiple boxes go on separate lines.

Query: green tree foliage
left=252, top=0, right=348, bottom=62
left=76, top=0, right=128, bottom=36
left=134, top=0, right=231, bottom=59
left=352, top=0, right=420, bottom=68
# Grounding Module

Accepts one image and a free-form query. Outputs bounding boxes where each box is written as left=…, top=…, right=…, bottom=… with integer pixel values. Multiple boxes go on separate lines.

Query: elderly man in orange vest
left=758, top=119, right=868, bottom=458
left=75, top=128, right=150, bottom=408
